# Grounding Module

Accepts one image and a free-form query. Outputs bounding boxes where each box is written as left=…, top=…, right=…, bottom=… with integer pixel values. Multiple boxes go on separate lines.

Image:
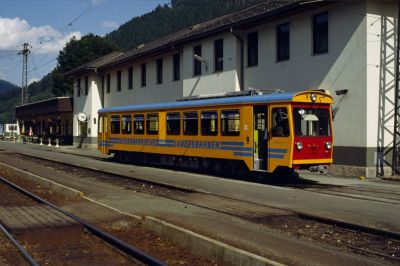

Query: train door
left=253, top=106, right=267, bottom=171
left=267, top=105, right=292, bottom=172
left=98, top=115, right=108, bottom=154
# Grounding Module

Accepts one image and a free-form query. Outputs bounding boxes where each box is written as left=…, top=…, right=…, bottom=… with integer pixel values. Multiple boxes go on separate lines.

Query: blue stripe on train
left=220, top=146, right=253, bottom=151
left=220, top=141, right=244, bottom=146
left=267, top=154, right=284, bottom=159
left=99, top=138, right=253, bottom=157
left=233, top=152, right=253, bottom=157
left=268, top=148, right=287, bottom=154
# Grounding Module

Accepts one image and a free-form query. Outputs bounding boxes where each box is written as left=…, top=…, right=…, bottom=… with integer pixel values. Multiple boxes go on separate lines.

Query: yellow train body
left=98, top=91, right=334, bottom=173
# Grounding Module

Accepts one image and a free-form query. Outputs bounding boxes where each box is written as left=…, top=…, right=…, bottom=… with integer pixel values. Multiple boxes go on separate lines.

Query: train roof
left=98, top=91, right=332, bottom=114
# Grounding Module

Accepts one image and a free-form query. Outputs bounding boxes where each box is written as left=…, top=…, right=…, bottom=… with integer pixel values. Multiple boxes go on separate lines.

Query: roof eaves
left=65, top=51, right=123, bottom=78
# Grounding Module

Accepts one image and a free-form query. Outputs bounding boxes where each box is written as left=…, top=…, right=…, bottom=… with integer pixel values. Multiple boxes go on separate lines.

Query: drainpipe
left=392, top=3, right=400, bottom=175
left=231, top=27, right=244, bottom=91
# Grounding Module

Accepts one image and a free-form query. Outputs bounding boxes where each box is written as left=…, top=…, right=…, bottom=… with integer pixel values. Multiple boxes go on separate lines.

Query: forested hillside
left=106, top=0, right=261, bottom=50
left=0, top=0, right=261, bottom=123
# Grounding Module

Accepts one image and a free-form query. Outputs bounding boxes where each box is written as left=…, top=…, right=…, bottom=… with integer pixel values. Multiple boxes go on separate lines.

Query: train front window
left=293, top=107, right=330, bottom=137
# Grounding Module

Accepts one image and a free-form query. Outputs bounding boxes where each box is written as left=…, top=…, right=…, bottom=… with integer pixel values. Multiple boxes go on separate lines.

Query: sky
left=0, top=0, right=170, bottom=87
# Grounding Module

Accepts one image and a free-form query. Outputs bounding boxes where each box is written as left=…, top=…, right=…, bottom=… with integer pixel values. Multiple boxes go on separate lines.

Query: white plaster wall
left=73, top=74, right=102, bottom=138
left=182, top=33, right=240, bottom=96
left=104, top=52, right=183, bottom=108
left=244, top=2, right=367, bottom=148
left=366, top=0, right=398, bottom=151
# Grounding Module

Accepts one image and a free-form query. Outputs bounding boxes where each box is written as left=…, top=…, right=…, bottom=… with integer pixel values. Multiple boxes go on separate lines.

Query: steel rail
left=8, top=150, right=400, bottom=241
left=5, top=150, right=400, bottom=258
left=0, top=223, right=39, bottom=266
left=0, top=176, right=167, bottom=266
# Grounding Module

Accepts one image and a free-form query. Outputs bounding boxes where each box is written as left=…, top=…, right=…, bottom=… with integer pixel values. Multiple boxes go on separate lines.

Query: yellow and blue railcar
left=98, top=90, right=333, bottom=173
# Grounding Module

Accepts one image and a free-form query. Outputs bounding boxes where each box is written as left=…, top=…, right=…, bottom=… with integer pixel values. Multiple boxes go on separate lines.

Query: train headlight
left=296, top=142, right=303, bottom=150
left=325, top=142, right=332, bottom=150
left=311, top=94, right=317, bottom=102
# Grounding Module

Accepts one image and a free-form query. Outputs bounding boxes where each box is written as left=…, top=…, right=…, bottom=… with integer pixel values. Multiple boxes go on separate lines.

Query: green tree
left=52, top=34, right=119, bottom=96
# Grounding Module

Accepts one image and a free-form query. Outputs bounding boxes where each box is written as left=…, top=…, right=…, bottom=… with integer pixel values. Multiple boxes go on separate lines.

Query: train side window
left=147, top=113, right=159, bottom=134
left=134, top=114, right=145, bottom=134
left=167, top=112, right=180, bottom=135
left=201, top=111, right=218, bottom=136
left=272, top=108, right=289, bottom=137
left=121, top=115, right=132, bottom=134
left=104, top=116, right=108, bottom=133
left=98, top=116, right=103, bottom=134
left=183, top=112, right=198, bottom=135
left=221, top=110, right=240, bottom=136
left=111, top=115, right=121, bottom=134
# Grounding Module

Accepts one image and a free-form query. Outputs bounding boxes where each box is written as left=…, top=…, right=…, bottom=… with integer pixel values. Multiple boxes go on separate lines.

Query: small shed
left=16, top=97, right=73, bottom=145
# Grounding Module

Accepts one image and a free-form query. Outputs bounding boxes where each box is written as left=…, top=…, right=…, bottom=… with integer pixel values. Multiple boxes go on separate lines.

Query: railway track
left=2, top=150, right=400, bottom=264
left=0, top=175, right=166, bottom=266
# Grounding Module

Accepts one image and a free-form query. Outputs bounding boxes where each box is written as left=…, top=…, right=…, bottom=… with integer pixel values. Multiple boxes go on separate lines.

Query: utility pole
left=392, top=5, right=400, bottom=175
left=18, top=43, right=31, bottom=106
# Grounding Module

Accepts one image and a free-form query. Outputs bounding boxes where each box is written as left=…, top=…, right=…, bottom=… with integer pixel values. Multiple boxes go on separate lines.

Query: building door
left=78, top=121, right=88, bottom=137
left=253, top=106, right=267, bottom=170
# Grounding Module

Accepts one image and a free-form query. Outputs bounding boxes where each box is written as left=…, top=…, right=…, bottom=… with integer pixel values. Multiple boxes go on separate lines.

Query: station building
left=66, top=0, right=399, bottom=177
left=15, top=97, right=73, bottom=145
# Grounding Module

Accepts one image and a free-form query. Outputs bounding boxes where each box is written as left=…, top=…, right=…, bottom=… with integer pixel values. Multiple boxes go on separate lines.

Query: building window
left=128, top=66, right=133, bottom=90
left=247, top=31, right=258, bottom=67
left=201, top=111, right=218, bottom=136
left=134, top=114, right=144, bottom=134
left=277, top=23, right=290, bottom=61
left=111, top=115, right=120, bottom=134
left=141, top=63, right=146, bottom=87
left=146, top=114, right=159, bottom=134
left=313, top=12, right=328, bottom=54
left=272, top=108, right=289, bottom=137
left=167, top=112, right=180, bottom=135
left=117, top=70, right=121, bottom=91
left=183, top=112, right=198, bottom=135
left=214, top=39, right=223, bottom=72
left=84, top=76, right=89, bottom=95
left=106, top=74, right=110, bottom=93
left=221, top=110, right=240, bottom=136
left=173, top=53, right=180, bottom=81
left=156, top=58, right=163, bottom=84
left=193, top=45, right=202, bottom=76
left=77, top=78, right=81, bottom=97
left=121, top=115, right=132, bottom=134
